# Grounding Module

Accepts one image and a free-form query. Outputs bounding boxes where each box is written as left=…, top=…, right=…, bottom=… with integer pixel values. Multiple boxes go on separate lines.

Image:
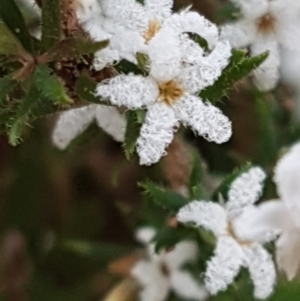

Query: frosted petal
left=164, top=11, right=218, bottom=49
left=173, top=94, right=232, bottom=144
left=94, top=106, right=126, bottom=142
left=226, top=167, right=266, bottom=219
left=96, top=75, right=158, bottom=109
left=177, top=41, right=231, bottom=94
left=145, top=0, right=172, bottom=23
left=176, top=201, right=228, bottom=236
left=205, top=236, right=245, bottom=295
left=136, top=102, right=178, bottom=165
left=101, top=0, right=149, bottom=32
left=245, top=244, right=276, bottom=299
left=148, top=28, right=182, bottom=82
left=52, top=105, right=96, bottom=150
left=170, top=271, right=208, bottom=300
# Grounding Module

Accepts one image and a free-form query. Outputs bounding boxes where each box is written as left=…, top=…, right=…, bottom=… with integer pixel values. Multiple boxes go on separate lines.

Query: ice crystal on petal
left=136, top=103, right=178, bottom=166
left=245, top=244, right=276, bottom=299
left=226, top=167, right=266, bottom=218
left=144, top=0, right=173, bottom=23
left=205, top=236, right=246, bottom=295
left=177, top=201, right=228, bottom=236
left=96, top=74, right=158, bottom=109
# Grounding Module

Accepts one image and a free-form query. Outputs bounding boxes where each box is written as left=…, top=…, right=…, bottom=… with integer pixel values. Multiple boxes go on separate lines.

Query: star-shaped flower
left=131, top=227, right=207, bottom=301
left=177, top=167, right=276, bottom=299
left=234, top=143, right=300, bottom=280
left=52, top=105, right=126, bottom=150
left=221, top=0, right=300, bottom=91
left=96, top=28, right=232, bottom=165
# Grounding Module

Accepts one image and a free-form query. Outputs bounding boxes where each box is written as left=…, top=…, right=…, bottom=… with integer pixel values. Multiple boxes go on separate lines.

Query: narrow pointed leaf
left=139, top=181, right=189, bottom=213
left=33, top=64, right=73, bottom=105
left=41, top=0, right=61, bottom=51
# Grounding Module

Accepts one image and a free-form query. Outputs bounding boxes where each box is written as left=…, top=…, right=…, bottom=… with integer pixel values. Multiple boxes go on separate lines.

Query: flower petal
left=96, top=75, right=158, bottom=109
left=52, top=105, right=96, bottom=150
left=173, top=94, right=232, bottom=144
left=226, top=167, right=266, bottom=219
left=93, top=47, right=120, bottom=70
left=164, top=241, right=198, bottom=271
left=148, top=28, right=182, bottom=82
left=170, top=271, right=208, bottom=300
left=176, top=201, right=228, bottom=237
left=101, top=0, right=148, bottom=32
left=164, top=11, right=218, bottom=49
left=177, top=41, right=231, bottom=94
left=233, top=201, right=289, bottom=243
left=230, top=0, right=268, bottom=19
left=220, top=20, right=256, bottom=48
left=251, top=35, right=280, bottom=91
left=94, top=105, right=126, bottom=142
left=276, top=231, right=300, bottom=280
left=131, top=260, right=170, bottom=301
left=245, top=243, right=276, bottom=299
left=205, top=236, right=245, bottom=295
left=136, top=102, right=178, bottom=165
left=274, top=143, right=300, bottom=212
left=145, top=0, right=172, bottom=23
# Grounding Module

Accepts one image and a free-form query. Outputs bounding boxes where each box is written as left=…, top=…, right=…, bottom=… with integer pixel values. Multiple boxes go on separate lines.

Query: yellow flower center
left=256, top=13, right=276, bottom=34
left=143, top=19, right=161, bottom=43
left=158, top=81, right=183, bottom=106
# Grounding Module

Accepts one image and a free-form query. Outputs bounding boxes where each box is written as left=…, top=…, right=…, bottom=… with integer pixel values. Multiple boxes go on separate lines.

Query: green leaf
left=189, top=152, right=207, bottom=199
left=200, top=50, right=268, bottom=103
left=75, top=75, right=108, bottom=105
left=115, top=59, right=144, bottom=75
left=136, top=52, right=149, bottom=71
left=211, top=163, right=252, bottom=201
left=0, top=76, right=17, bottom=101
left=47, top=38, right=109, bottom=62
left=8, top=85, right=41, bottom=146
left=41, top=0, right=61, bottom=51
left=139, top=181, right=189, bottom=213
left=254, top=94, right=278, bottom=167
left=154, top=226, right=194, bottom=253
left=0, top=0, right=33, bottom=53
left=123, top=110, right=145, bottom=160
left=33, top=64, right=72, bottom=105
left=0, top=20, right=26, bottom=56
left=189, top=33, right=209, bottom=51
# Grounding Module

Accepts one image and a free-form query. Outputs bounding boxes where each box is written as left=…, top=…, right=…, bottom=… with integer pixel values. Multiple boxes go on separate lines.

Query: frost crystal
left=177, top=167, right=276, bottom=299
left=131, top=228, right=207, bottom=301
left=96, top=25, right=232, bottom=165
left=52, top=105, right=126, bottom=150
left=221, top=0, right=300, bottom=91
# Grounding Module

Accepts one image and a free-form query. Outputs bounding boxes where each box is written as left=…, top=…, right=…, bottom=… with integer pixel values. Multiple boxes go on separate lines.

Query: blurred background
left=1, top=0, right=300, bottom=300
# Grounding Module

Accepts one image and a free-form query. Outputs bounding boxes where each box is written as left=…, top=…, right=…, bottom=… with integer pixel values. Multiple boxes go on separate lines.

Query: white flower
left=52, top=105, right=126, bottom=150
left=131, top=227, right=207, bottom=301
left=80, top=0, right=221, bottom=69
left=177, top=167, right=276, bottom=299
left=234, top=143, right=300, bottom=280
left=96, top=28, right=232, bottom=165
left=221, top=0, right=300, bottom=91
